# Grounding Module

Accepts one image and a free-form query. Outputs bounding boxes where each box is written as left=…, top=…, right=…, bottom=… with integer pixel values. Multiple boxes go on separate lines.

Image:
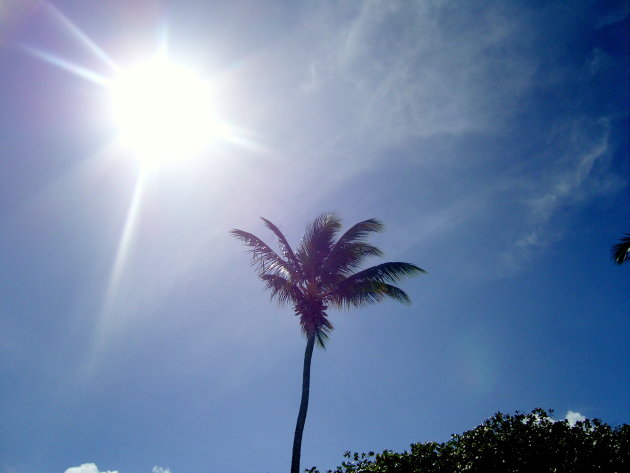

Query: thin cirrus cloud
left=333, top=2, right=535, bottom=139
left=286, top=1, right=537, bottom=158
left=237, top=1, right=614, bottom=240
left=502, top=119, right=619, bottom=270
left=243, top=0, right=624, bottom=275
left=206, top=0, right=627, bottom=281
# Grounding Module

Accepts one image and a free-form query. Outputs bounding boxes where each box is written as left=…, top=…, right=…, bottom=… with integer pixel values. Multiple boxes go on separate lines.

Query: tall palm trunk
left=291, top=333, right=315, bottom=473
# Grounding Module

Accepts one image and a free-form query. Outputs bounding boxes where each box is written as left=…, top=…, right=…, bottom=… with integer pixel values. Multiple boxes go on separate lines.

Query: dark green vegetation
left=612, top=233, right=630, bottom=264
left=306, top=409, right=630, bottom=473
left=231, top=214, right=424, bottom=473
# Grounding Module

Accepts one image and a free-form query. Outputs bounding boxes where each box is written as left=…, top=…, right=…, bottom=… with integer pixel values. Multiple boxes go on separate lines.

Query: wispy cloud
left=243, top=0, right=545, bottom=212
left=500, top=118, right=623, bottom=272
left=330, top=1, right=535, bottom=142
left=526, top=120, right=612, bottom=224
left=265, top=1, right=625, bottom=265
left=279, top=2, right=627, bottom=275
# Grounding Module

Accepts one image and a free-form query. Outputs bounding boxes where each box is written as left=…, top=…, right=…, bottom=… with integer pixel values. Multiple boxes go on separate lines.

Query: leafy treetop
left=306, top=408, right=629, bottom=473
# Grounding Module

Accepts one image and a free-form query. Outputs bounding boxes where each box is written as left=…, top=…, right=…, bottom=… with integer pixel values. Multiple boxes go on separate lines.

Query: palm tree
left=231, top=213, right=424, bottom=473
left=612, top=234, right=630, bottom=265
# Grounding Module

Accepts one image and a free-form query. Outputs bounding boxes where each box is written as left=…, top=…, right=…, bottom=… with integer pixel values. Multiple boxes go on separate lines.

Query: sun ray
left=100, top=173, right=145, bottom=330
left=42, top=0, right=119, bottom=71
left=219, top=123, right=270, bottom=154
left=18, top=1, right=118, bottom=87
left=19, top=43, right=109, bottom=86
left=81, top=170, right=145, bottom=374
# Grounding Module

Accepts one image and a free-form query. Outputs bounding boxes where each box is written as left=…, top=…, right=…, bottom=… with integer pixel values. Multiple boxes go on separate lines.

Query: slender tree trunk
left=291, top=333, right=315, bottom=473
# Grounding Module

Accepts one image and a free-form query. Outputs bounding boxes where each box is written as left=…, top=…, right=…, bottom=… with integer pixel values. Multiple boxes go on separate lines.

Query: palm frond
left=261, top=217, right=302, bottom=278
left=327, top=262, right=424, bottom=308
left=321, top=218, right=385, bottom=277
left=315, top=323, right=332, bottom=349
left=261, top=274, right=303, bottom=306
left=341, top=262, right=426, bottom=285
left=333, top=219, right=384, bottom=246
left=612, top=233, right=630, bottom=265
left=230, top=229, right=294, bottom=278
left=328, top=281, right=412, bottom=309
left=297, top=213, right=341, bottom=278
left=298, top=313, right=333, bottom=349
left=321, top=242, right=384, bottom=280
left=378, top=283, right=412, bottom=304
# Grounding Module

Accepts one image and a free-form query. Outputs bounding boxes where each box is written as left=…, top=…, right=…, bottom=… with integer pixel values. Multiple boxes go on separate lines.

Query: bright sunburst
left=110, top=55, right=220, bottom=169
left=21, top=2, right=257, bottom=357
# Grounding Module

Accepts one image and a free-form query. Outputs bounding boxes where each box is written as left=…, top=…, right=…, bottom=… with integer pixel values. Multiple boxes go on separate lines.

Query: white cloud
left=62, top=463, right=172, bottom=473
left=64, top=464, right=117, bottom=473
left=565, top=410, right=586, bottom=426
left=152, top=467, right=172, bottom=473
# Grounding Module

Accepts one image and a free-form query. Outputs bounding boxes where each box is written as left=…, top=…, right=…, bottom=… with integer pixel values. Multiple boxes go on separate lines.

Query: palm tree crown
left=612, top=233, right=630, bottom=265
left=231, top=213, right=424, bottom=347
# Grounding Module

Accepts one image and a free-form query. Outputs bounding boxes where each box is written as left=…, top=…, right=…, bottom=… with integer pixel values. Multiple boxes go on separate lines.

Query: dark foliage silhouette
left=612, top=233, right=630, bottom=264
left=307, top=409, right=629, bottom=473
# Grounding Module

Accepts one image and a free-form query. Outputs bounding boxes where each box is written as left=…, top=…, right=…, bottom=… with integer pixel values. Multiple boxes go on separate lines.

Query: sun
left=110, top=55, right=220, bottom=170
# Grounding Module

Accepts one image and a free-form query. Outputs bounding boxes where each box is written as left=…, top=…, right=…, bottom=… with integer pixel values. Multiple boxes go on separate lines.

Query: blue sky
left=0, top=1, right=628, bottom=472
